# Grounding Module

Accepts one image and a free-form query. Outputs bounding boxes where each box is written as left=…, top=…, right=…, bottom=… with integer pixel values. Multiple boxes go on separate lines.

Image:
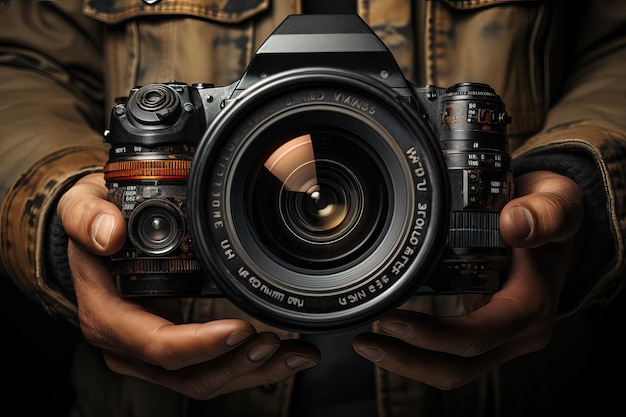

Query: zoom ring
left=110, top=256, right=201, bottom=275
left=104, top=159, right=191, bottom=181
left=447, top=211, right=506, bottom=248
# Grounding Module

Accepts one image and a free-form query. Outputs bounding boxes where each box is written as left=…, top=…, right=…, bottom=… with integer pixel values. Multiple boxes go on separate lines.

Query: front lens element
left=249, top=131, right=386, bottom=270
left=128, top=200, right=185, bottom=255
left=187, top=70, right=449, bottom=332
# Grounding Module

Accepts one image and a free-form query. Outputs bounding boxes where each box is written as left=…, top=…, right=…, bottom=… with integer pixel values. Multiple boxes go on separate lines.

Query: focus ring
left=104, top=159, right=191, bottom=181
left=447, top=211, right=506, bottom=248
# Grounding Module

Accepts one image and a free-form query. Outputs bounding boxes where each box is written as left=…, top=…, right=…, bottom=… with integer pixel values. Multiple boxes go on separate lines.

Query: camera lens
left=279, top=160, right=363, bottom=246
left=188, top=69, right=449, bottom=332
left=428, top=82, right=513, bottom=293
left=128, top=199, right=185, bottom=256
left=250, top=131, right=387, bottom=271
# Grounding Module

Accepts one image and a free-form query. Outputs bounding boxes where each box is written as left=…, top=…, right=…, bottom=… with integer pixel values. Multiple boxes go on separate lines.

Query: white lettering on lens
left=333, top=92, right=376, bottom=114
left=287, top=296, right=304, bottom=307
left=367, top=275, right=390, bottom=294
left=406, top=147, right=428, bottom=191
left=220, top=239, right=235, bottom=259
left=237, top=268, right=286, bottom=302
left=409, top=204, right=428, bottom=245
left=302, top=91, right=324, bottom=102
left=211, top=192, right=223, bottom=228
left=338, top=289, right=367, bottom=305
left=259, top=284, right=285, bottom=302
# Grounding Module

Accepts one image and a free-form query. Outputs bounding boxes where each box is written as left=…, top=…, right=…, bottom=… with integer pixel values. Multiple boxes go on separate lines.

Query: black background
left=2, top=273, right=625, bottom=416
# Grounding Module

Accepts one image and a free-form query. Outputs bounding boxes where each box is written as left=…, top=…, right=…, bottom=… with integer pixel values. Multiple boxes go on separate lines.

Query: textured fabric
left=290, top=324, right=377, bottom=417
left=1, top=1, right=626, bottom=416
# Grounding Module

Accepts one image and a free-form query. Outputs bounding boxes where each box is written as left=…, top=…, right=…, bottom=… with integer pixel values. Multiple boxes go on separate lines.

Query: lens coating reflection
left=187, top=72, right=447, bottom=331
left=129, top=200, right=184, bottom=255
left=264, top=134, right=318, bottom=193
left=250, top=131, right=386, bottom=270
left=280, top=159, right=361, bottom=243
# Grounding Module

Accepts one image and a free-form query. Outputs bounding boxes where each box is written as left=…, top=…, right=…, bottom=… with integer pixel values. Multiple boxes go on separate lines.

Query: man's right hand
left=57, top=173, right=319, bottom=400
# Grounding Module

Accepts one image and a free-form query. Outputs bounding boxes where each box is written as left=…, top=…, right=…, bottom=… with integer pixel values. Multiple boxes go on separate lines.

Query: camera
left=103, top=14, right=513, bottom=332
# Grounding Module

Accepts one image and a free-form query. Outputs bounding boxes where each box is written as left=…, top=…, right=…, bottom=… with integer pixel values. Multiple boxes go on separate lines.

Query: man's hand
left=57, top=173, right=319, bottom=399
left=353, top=171, right=584, bottom=389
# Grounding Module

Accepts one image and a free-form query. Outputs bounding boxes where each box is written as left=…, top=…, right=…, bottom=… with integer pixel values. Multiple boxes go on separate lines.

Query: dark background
left=2, top=275, right=78, bottom=414
left=2, top=273, right=625, bottom=416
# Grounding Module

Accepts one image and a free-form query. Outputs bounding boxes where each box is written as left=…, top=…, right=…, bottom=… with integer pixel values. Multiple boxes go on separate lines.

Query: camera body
left=104, top=14, right=512, bottom=332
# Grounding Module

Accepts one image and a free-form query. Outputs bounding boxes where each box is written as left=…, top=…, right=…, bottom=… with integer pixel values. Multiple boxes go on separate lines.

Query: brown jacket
left=1, top=1, right=625, bottom=416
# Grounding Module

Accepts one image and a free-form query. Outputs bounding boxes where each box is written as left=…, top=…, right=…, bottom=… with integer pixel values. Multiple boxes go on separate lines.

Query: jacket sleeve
left=512, top=2, right=626, bottom=316
left=0, top=1, right=107, bottom=324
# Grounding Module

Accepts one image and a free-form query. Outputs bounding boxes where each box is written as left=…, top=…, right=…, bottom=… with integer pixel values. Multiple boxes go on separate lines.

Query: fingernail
left=285, top=354, right=318, bottom=369
left=510, top=206, right=534, bottom=240
left=93, top=213, right=115, bottom=248
left=225, top=331, right=253, bottom=347
left=248, top=343, right=280, bottom=362
left=354, top=346, right=385, bottom=362
left=381, top=321, right=411, bottom=338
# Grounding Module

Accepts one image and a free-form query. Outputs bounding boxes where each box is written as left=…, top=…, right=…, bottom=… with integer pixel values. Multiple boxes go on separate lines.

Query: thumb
left=57, top=173, right=127, bottom=255
left=499, top=171, right=584, bottom=249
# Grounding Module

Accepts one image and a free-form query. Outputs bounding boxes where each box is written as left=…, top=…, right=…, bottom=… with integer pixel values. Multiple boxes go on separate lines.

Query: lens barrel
left=426, top=83, right=513, bottom=293
left=103, top=83, right=214, bottom=296
left=188, top=69, right=450, bottom=332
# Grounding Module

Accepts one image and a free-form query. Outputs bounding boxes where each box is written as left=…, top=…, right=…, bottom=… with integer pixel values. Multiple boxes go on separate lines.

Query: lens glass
left=187, top=75, right=449, bottom=331
left=220, top=107, right=411, bottom=295
left=129, top=200, right=184, bottom=255
left=250, top=131, right=386, bottom=269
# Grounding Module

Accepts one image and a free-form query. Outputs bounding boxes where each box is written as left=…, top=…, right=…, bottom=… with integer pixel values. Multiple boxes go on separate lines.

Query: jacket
left=1, top=1, right=625, bottom=416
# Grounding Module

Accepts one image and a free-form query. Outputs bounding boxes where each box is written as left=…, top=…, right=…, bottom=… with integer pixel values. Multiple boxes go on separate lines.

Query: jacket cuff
left=512, top=119, right=626, bottom=317
left=0, top=146, right=108, bottom=326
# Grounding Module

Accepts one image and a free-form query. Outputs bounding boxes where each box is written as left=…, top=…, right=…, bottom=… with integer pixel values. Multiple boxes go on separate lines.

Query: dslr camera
left=104, top=14, right=513, bottom=332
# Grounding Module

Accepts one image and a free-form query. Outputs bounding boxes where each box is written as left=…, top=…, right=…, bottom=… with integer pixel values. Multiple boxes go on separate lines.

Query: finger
left=352, top=332, right=524, bottom=390
left=352, top=244, right=573, bottom=389
left=104, top=331, right=280, bottom=398
left=69, top=241, right=258, bottom=370
left=104, top=336, right=320, bottom=400
left=366, top=246, right=558, bottom=359
left=57, top=173, right=127, bottom=255
left=368, top=307, right=539, bottom=360
left=201, top=338, right=320, bottom=398
left=353, top=268, right=554, bottom=391
left=500, top=171, right=583, bottom=248
left=360, top=239, right=567, bottom=360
